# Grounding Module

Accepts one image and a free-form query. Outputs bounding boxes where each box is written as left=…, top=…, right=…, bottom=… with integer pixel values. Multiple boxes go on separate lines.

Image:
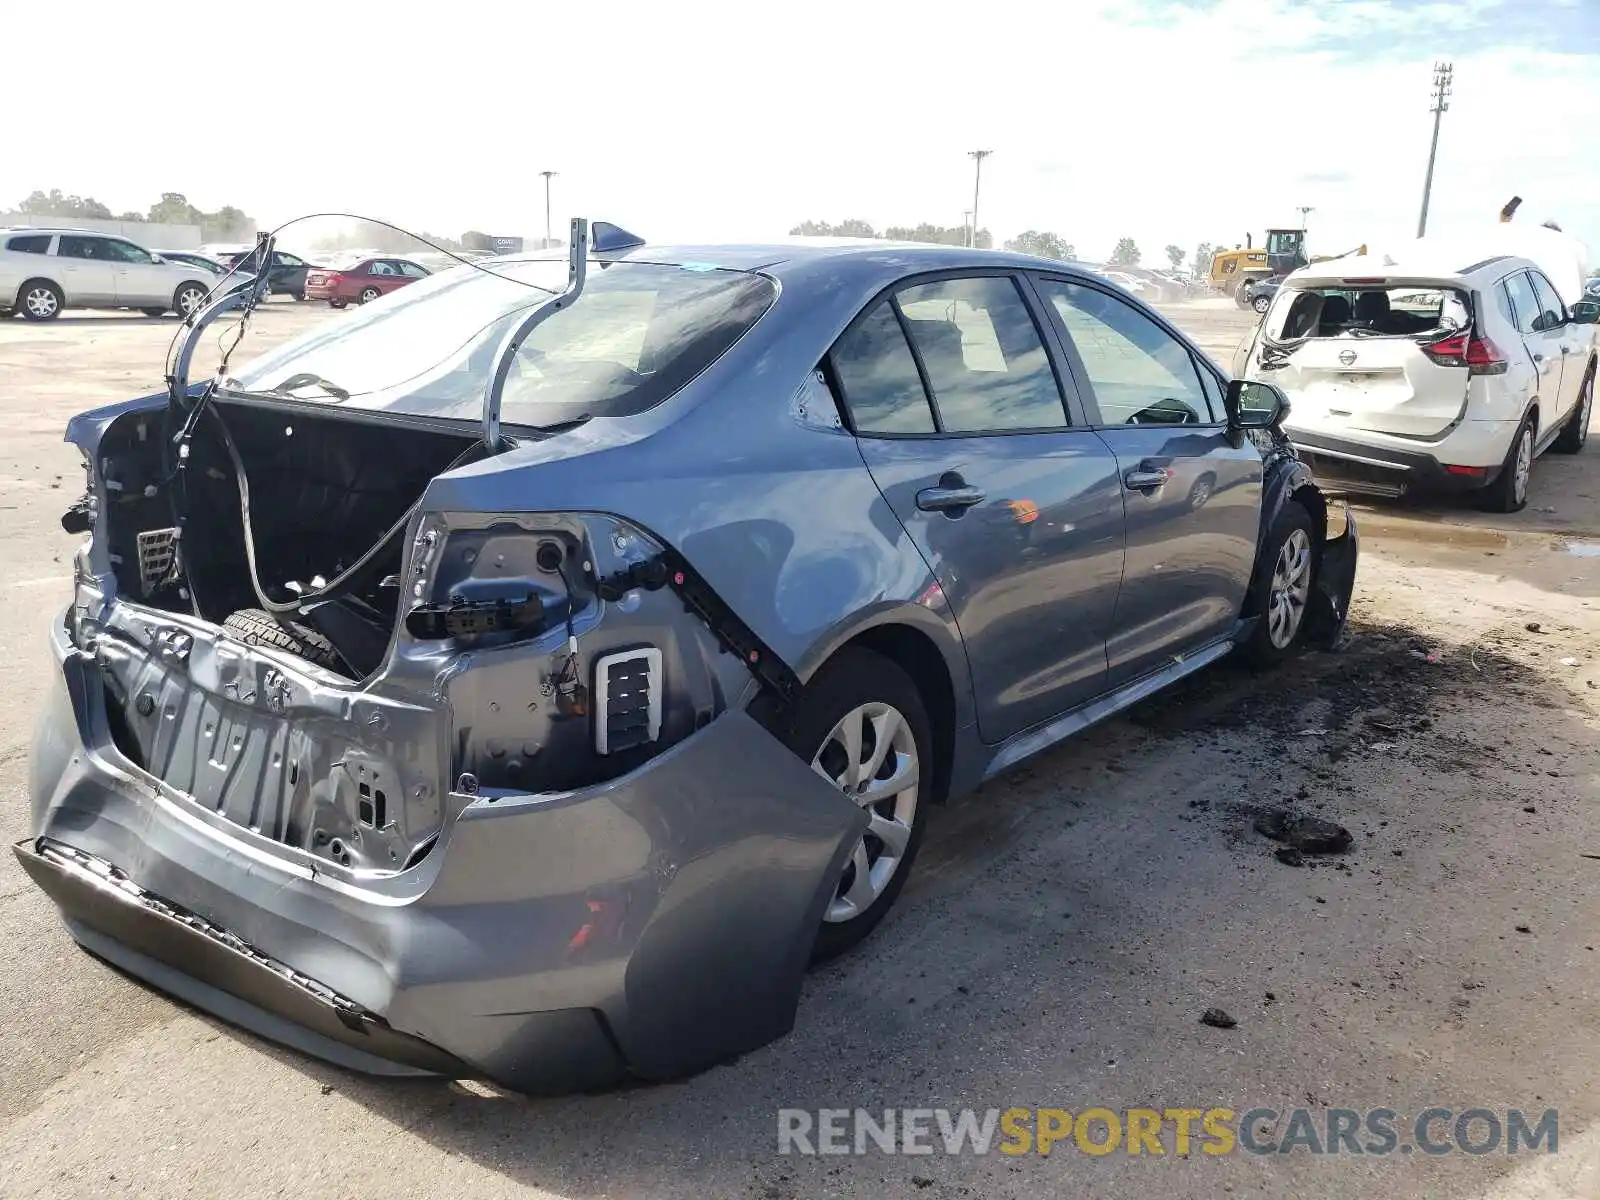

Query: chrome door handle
left=916, top=485, right=986, bottom=513
left=1124, top=467, right=1173, bottom=490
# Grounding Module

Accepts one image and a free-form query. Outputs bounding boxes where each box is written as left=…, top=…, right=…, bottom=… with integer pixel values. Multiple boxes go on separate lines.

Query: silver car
left=20, top=220, right=1358, bottom=1093
left=0, top=227, right=217, bottom=319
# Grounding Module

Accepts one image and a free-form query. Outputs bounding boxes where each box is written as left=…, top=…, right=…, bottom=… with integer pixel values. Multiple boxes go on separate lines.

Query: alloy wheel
left=1267, top=528, right=1312, bottom=649
left=178, top=286, right=205, bottom=317
left=25, top=286, right=58, bottom=318
left=1512, top=427, right=1532, bottom=505
left=810, top=701, right=919, bottom=924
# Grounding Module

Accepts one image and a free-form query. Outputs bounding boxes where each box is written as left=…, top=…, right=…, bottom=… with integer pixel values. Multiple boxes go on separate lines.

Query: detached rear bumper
left=25, top=611, right=865, bottom=1092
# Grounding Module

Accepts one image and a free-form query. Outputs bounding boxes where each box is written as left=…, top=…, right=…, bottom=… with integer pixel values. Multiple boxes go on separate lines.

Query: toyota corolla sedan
left=20, top=221, right=1357, bottom=1094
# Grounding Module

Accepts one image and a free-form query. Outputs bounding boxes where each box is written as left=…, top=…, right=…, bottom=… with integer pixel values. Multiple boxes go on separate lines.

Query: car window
left=5, top=233, right=51, bottom=254
left=100, top=239, right=154, bottom=264
left=369, top=261, right=397, bottom=276
left=1038, top=278, right=1214, bottom=424
left=275, top=252, right=304, bottom=267
left=894, top=276, right=1066, bottom=432
left=57, top=235, right=105, bottom=260
left=1196, top=363, right=1226, bottom=421
left=1501, top=271, right=1541, bottom=336
left=830, top=299, right=937, bottom=434
left=396, top=261, right=429, bottom=279
left=1528, top=271, right=1567, bottom=331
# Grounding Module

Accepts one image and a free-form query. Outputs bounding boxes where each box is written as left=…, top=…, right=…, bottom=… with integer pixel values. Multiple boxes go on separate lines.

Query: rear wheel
left=1477, top=413, right=1535, bottom=512
left=18, top=280, right=62, bottom=321
left=140, top=307, right=167, bottom=318
left=329, top=298, right=348, bottom=309
left=772, top=648, right=932, bottom=960
left=1552, top=364, right=1593, bottom=454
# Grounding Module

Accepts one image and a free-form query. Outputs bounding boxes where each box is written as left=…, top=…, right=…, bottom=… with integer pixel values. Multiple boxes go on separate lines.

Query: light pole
left=967, top=150, right=992, bottom=248
left=539, top=170, right=558, bottom=247
left=1417, top=63, right=1452, bottom=237
left=963, top=209, right=973, bottom=246
left=1297, top=205, right=1314, bottom=231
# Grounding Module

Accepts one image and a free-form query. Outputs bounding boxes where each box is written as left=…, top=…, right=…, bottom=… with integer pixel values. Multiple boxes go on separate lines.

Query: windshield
left=223, top=259, right=777, bottom=426
left=1264, top=284, right=1470, bottom=342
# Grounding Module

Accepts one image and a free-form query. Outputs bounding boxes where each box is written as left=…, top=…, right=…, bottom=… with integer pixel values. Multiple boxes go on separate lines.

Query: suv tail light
left=1421, top=331, right=1509, bottom=375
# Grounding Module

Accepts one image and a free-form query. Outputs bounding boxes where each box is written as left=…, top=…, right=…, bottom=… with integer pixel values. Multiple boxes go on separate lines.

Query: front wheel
left=1252, top=292, right=1271, bottom=314
left=358, top=286, right=380, bottom=304
left=1240, top=500, right=1316, bottom=667
left=1552, top=364, right=1593, bottom=454
left=773, top=648, right=932, bottom=960
left=173, top=282, right=208, bottom=319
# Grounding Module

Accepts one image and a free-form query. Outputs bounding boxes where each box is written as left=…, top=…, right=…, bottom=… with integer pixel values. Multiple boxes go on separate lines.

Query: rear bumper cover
left=25, top=612, right=866, bottom=1092
left=1289, top=430, right=1501, bottom=497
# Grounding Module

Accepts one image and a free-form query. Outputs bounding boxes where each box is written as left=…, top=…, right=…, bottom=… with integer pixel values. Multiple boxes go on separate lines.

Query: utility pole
left=1416, top=63, right=1452, bottom=237
left=967, top=150, right=992, bottom=248
left=963, top=209, right=973, bottom=246
left=539, top=170, right=558, bottom=248
left=1297, top=205, right=1314, bottom=231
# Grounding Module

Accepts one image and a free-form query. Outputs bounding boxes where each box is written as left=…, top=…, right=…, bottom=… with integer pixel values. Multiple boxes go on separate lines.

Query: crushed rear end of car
left=21, top=224, right=868, bottom=1092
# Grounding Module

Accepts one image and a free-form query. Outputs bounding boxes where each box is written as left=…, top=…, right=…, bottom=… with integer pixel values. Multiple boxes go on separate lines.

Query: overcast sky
left=5, top=0, right=1596, bottom=264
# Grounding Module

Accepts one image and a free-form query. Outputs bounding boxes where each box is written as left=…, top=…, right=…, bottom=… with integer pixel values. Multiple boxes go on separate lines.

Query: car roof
left=481, top=238, right=1109, bottom=291
left=1286, top=251, right=1543, bottom=289
left=0, top=226, right=104, bottom=237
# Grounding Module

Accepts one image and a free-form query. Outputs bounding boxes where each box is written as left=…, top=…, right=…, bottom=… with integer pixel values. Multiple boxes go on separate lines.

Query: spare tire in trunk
left=223, top=608, right=346, bottom=673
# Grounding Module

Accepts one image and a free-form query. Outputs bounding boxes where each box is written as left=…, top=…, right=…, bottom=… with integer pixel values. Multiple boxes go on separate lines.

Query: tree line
left=791, top=219, right=1225, bottom=278
left=15, top=189, right=254, bottom=241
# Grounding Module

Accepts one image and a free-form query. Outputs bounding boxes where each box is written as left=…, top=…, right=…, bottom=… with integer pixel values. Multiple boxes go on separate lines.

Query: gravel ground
left=1, top=301, right=1597, bottom=1199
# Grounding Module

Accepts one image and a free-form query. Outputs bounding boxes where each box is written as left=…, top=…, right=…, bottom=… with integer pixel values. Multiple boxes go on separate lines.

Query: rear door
left=1504, top=270, right=1568, bottom=428
left=369, top=259, right=407, bottom=294
left=829, top=272, right=1125, bottom=744
left=1527, top=269, right=1576, bottom=426
left=1033, top=275, right=1262, bottom=688
left=53, top=235, right=117, bottom=304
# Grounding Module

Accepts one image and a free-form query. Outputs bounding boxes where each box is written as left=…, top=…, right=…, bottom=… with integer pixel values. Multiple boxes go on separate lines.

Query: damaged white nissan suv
left=1237, top=251, right=1597, bottom=511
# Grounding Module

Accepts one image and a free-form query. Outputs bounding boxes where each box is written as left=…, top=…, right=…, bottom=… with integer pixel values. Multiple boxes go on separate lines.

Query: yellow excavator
left=1209, top=229, right=1367, bottom=296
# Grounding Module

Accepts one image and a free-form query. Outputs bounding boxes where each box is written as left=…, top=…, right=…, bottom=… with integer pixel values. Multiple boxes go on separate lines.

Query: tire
left=1252, top=293, right=1271, bottom=314
left=1476, top=412, right=1536, bottom=513
left=173, top=282, right=208, bottom=320
left=1552, top=363, right=1593, bottom=454
left=18, top=279, right=63, bottom=321
left=140, top=307, right=168, bottom=318
left=222, top=608, right=345, bottom=673
left=358, top=286, right=380, bottom=304
left=1240, top=499, right=1317, bottom=667
left=329, top=299, right=347, bottom=309
left=770, top=648, right=933, bottom=960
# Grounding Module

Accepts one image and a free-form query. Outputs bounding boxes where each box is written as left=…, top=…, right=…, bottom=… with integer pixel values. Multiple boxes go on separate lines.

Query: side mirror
left=150, top=253, right=165, bottom=263
left=1225, top=378, right=1289, bottom=430
left=1571, top=300, right=1600, bottom=325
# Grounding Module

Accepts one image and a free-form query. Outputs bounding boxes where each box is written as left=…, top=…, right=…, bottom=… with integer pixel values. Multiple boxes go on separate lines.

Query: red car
left=304, top=257, right=430, bottom=308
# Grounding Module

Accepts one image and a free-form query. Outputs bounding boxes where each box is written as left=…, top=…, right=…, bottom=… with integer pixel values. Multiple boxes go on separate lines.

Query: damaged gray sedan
left=19, top=220, right=1357, bottom=1092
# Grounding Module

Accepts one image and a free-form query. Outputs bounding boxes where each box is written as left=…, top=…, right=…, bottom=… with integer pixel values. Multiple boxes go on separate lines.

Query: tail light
left=1421, top=331, right=1508, bottom=375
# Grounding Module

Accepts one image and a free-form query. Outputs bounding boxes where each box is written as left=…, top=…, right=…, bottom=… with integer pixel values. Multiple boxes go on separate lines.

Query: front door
left=1033, top=275, right=1263, bottom=687
left=103, top=238, right=169, bottom=306
left=828, top=274, right=1126, bottom=744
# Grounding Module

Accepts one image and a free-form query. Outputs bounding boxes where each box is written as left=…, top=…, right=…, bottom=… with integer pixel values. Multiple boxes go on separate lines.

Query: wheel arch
left=16, top=275, right=64, bottom=307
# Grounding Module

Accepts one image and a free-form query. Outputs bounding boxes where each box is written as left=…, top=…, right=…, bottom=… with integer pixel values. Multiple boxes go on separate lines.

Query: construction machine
left=1208, top=228, right=1367, bottom=296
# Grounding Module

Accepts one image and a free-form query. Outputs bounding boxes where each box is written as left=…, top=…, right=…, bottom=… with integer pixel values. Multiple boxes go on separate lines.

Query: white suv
left=1237, top=251, right=1597, bottom=512
left=0, top=228, right=218, bottom=321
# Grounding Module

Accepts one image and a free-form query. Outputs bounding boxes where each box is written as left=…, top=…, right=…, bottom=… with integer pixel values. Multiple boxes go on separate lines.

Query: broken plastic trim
left=482, top=217, right=590, bottom=452
left=405, top=592, right=545, bottom=640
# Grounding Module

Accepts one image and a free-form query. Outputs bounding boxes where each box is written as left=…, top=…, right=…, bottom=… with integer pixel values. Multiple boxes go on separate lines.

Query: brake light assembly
left=1421, top=330, right=1508, bottom=375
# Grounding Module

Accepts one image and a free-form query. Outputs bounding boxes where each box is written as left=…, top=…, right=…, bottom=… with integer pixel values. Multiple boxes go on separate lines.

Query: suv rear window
left=224, top=260, right=778, bottom=427
left=1265, top=285, right=1469, bottom=342
left=5, top=234, right=51, bottom=254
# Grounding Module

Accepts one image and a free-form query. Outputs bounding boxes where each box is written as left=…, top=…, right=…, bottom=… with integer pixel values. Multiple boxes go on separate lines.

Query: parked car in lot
left=303, top=256, right=430, bottom=306
left=1238, top=275, right=1283, bottom=314
left=21, top=230, right=1357, bottom=1095
left=219, top=248, right=325, bottom=299
left=154, top=250, right=226, bottom=276
left=0, top=228, right=218, bottom=320
left=1237, top=251, right=1597, bottom=511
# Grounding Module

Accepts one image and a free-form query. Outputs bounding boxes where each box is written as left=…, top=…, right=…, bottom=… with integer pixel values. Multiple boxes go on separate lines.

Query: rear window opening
left=1266, top=285, right=1470, bottom=343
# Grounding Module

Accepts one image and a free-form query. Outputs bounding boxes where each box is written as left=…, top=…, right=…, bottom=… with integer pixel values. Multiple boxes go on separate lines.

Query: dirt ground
left=0, top=302, right=1597, bottom=1200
